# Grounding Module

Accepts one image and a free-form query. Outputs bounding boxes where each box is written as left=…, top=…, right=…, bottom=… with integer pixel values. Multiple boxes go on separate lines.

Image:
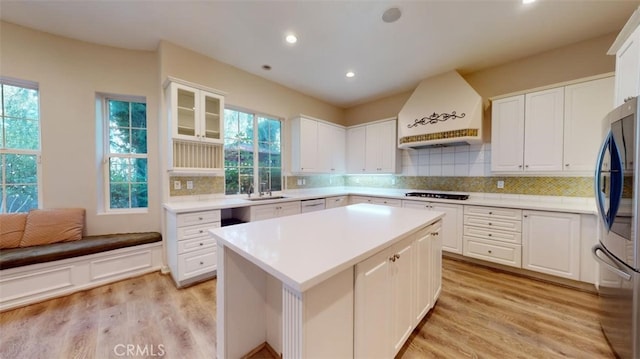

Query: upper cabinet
left=347, top=118, right=400, bottom=174
left=613, top=18, right=640, bottom=106
left=291, top=115, right=345, bottom=174
left=491, top=76, right=614, bottom=174
left=165, top=79, right=226, bottom=173
left=168, top=81, right=224, bottom=144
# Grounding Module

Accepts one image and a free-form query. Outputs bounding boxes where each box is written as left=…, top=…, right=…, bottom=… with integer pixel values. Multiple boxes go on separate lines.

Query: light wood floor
left=0, top=258, right=614, bottom=358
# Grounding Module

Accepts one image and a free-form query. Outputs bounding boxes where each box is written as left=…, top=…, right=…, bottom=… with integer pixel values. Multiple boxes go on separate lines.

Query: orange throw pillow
left=20, top=208, right=85, bottom=247
left=0, top=213, right=28, bottom=249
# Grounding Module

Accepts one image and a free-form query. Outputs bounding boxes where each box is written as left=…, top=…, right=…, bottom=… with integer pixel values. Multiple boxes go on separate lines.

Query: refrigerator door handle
left=594, top=133, right=611, bottom=230
left=592, top=244, right=632, bottom=281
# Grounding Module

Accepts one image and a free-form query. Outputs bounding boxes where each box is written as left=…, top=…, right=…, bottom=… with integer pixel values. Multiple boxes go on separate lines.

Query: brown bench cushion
left=20, top=208, right=85, bottom=247
left=0, top=213, right=28, bottom=249
left=0, top=232, right=161, bottom=270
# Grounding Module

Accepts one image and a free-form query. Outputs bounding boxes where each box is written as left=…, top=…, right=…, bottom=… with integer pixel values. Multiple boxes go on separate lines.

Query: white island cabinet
left=210, top=204, right=444, bottom=359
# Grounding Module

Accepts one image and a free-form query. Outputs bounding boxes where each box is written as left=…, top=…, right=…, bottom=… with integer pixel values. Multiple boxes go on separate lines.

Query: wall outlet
left=297, top=179, right=303, bottom=186
left=497, top=180, right=505, bottom=189
left=173, top=181, right=181, bottom=190
left=355, top=178, right=360, bottom=184
left=186, top=180, right=194, bottom=190
left=391, top=178, right=396, bottom=185
left=302, top=178, right=306, bottom=185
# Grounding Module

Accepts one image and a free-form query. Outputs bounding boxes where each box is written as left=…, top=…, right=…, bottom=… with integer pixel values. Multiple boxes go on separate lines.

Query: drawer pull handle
left=488, top=222, right=492, bottom=226
left=489, top=212, right=493, bottom=215
left=200, top=261, right=204, bottom=265
left=488, top=250, right=493, bottom=254
left=488, top=233, right=492, bottom=237
left=199, top=243, right=203, bottom=246
left=199, top=230, right=204, bottom=233
left=199, top=217, right=203, bottom=220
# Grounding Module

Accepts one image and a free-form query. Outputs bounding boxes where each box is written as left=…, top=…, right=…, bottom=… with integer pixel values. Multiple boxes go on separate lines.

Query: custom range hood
left=398, top=71, right=484, bottom=148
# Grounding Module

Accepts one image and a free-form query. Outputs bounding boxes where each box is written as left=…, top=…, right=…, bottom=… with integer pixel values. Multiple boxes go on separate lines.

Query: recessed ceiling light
left=285, top=34, right=298, bottom=44
left=382, top=7, right=402, bottom=23
left=522, top=0, right=536, bottom=4
left=346, top=71, right=355, bottom=78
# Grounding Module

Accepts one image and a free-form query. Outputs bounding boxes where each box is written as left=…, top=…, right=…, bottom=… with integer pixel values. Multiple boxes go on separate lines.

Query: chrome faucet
left=259, top=182, right=271, bottom=197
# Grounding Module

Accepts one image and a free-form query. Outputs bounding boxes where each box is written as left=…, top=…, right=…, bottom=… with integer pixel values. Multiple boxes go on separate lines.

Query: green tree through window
left=0, top=79, right=40, bottom=213
left=106, top=99, right=148, bottom=209
left=224, top=108, right=281, bottom=195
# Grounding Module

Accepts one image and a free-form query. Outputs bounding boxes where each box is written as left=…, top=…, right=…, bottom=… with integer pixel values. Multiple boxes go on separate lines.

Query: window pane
left=131, top=102, right=146, bottom=128
left=131, top=183, right=148, bottom=208
left=5, top=154, right=37, bottom=184
left=3, top=85, right=39, bottom=120
left=131, top=129, right=147, bottom=154
left=110, top=183, right=130, bottom=209
left=110, top=157, right=130, bottom=182
left=270, top=168, right=282, bottom=191
left=5, top=184, right=38, bottom=213
left=109, top=100, right=130, bottom=128
left=110, top=127, right=130, bottom=154
left=132, top=158, right=147, bottom=182
left=4, top=117, right=39, bottom=150
left=225, top=144, right=239, bottom=167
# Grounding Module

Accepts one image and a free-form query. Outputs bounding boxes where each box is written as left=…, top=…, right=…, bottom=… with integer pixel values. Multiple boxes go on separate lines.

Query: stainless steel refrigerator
left=593, top=97, right=639, bottom=359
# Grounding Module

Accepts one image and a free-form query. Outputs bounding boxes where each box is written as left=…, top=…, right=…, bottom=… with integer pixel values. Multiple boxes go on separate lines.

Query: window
left=0, top=78, right=40, bottom=213
left=224, top=108, right=282, bottom=195
left=102, top=97, right=148, bottom=210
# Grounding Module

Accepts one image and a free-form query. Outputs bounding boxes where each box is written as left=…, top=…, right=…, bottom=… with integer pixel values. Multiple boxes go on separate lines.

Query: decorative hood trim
left=397, top=71, right=484, bottom=148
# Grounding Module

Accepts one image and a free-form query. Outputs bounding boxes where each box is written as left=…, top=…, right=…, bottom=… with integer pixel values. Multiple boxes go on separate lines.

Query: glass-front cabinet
left=169, top=81, right=223, bottom=144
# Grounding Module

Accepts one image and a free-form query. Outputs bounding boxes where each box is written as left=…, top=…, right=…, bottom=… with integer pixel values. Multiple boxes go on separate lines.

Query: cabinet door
left=615, top=25, right=640, bottom=106
left=431, top=203, right=463, bottom=254
left=317, top=122, right=345, bottom=173
left=522, top=210, right=581, bottom=280
left=347, top=126, right=367, bottom=173
left=413, top=228, right=432, bottom=324
left=355, top=247, right=392, bottom=359
left=390, top=240, right=414, bottom=356
left=491, top=95, right=525, bottom=171
left=172, top=83, right=199, bottom=140
left=365, top=122, right=383, bottom=172
left=291, top=117, right=318, bottom=173
left=200, top=91, right=223, bottom=143
left=331, top=125, right=346, bottom=173
left=563, top=77, right=614, bottom=172
left=431, top=222, right=443, bottom=304
left=379, top=120, right=398, bottom=173
left=524, top=88, right=564, bottom=171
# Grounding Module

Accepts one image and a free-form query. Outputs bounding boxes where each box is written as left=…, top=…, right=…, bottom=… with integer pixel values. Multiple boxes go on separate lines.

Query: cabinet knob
left=433, top=232, right=439, bottom=236
left=488, top=211, right=492, bottom=215
left=525, top=165, right=529, bottom=168
left=198, top=217, right=203, bottom=220
left=488, top=222, right=492, bottom=226
left=199, top=230, right=204, bottom=233
left=565, top=163, right=570, bottom=167
left=488, top=250, right=493, bottom=254
left=389, top=255, right=396, bottom=262
left=199, top=261, right=204, bottom=265
left=395, top=254, right=400, bottom=260
left=524, top=215, right=528, bottom=218
left=199, top=243, right=203, bottom=246
left=518, top=165, right=523, bottom=168
left=488, top=233, right=492, bottom=237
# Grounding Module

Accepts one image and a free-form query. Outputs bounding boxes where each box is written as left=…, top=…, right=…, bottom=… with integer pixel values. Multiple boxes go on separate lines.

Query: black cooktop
left=404, top=192, right=469, bottom=200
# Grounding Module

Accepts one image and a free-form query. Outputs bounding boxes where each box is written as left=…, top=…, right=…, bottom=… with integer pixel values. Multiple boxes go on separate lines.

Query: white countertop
left=164, top=186, right=597, bottom=214
left=210, top=204, right=444, bottom=292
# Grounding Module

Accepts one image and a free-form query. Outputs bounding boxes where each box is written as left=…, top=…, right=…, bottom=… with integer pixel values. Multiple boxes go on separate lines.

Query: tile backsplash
left=401, top=144, right=491, bottom=177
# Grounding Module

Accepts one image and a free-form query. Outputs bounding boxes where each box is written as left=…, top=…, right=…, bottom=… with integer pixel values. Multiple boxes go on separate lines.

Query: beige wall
left=345, top=32, right=617, bottom=127
left=158, top=41, right=344, bottom=125
left=0, top=21, right=160, bottom=235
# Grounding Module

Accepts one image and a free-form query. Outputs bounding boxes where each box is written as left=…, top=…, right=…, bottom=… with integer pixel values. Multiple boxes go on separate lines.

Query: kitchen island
left=210, top=203, right=444, bottom=359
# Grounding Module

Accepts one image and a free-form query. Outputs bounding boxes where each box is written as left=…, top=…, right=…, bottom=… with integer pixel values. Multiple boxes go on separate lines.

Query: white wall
left=0, top=21, right=161, bottom=235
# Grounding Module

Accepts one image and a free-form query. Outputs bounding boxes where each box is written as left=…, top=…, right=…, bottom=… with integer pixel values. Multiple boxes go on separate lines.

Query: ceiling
left=1, top=0, right=638, bottom=108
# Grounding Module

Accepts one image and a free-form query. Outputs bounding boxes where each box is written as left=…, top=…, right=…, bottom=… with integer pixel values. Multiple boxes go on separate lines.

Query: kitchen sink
left=246, top=196, right=288, bottom=201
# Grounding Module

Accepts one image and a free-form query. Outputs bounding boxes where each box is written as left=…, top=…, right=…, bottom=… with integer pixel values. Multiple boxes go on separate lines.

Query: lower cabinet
left=236, top=201, right=301, bottom=222
left=403, top=200, right=463, bottom=254
left=325, top=195, right=349, bottom=209
left=522, top=210, right=581, bottom=280
left=165, top=209, right=221, bottom=287
left=350, top=195, right=402, bottom=207
left=355, top=221, right=441, bottom=358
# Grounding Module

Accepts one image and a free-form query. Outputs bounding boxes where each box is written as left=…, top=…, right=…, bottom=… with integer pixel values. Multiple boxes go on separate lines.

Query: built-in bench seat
left=0, top=232, right=164, bottom=311
left=0, top=232, right=161, bottom=270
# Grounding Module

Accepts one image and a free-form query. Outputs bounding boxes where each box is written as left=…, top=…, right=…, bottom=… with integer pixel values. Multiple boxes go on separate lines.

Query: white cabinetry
left=492, top=77, right=614, bottom=173
left=347, top=119, right=400, bottom=173
left=563, top=77, right=615, bottom=171
left=491, top=95, right=525, bottom=172
left=463, top=206, right=522, bottom=268
left=236, top=201, right=301, bottom=222
left=522, top=210, right=581, bottom=280
left=613, top=22, right=640, bottom=106
left=403, top=200, right=463, bottom=254
left=165, top=79, right=225, bottom=173
left=355, top=223, right=441, bottom=359
left=291, top=116, right=345, bottom=173
left=325, top=195, right=348, bottom=209
left=350, top=195, right=402, bottom=207
left=165, top=209, right=221, bottom=287
left=524, top=88, right=564, bottom=171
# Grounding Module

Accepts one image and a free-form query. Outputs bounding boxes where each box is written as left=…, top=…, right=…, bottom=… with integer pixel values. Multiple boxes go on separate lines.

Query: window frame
left=0, top=77, right=42, bottom=213
left=223, top=106, right=283, bottom=196
left=99, top=93, right=148, bottom=214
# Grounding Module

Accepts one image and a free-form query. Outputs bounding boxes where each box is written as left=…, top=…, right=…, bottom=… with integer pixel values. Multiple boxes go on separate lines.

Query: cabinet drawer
left=177, top=222, right=220, bottom=241
left=464, top=215, right=522, bottom=233
left=350, top=195, right=372, bottom=204
left=464, top=206, right=522, bottom=220
left=178, top=235, right=217, bottom=254
left=325, top=196, right=348, bottom=209
left=463, top=226, right=522, bottom=244
left=177, top=210, right=221, bottom=227
left=178, top=249, right=217, bottom=281
left=371, top=198, right=402, bottom=207
left=463, top=237, right=522, bottom=268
